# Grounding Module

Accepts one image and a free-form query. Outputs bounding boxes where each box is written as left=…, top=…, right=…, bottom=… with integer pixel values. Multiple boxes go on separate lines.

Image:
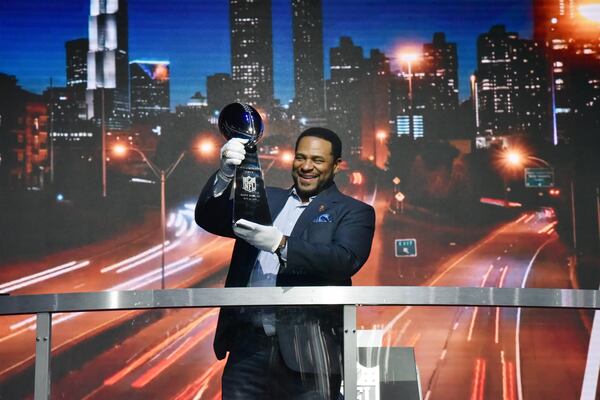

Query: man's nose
left=300, top=160, right=314, bottom=170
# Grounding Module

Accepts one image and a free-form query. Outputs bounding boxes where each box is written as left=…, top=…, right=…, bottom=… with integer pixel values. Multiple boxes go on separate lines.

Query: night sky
left=0, top=0, right=532, bottom=108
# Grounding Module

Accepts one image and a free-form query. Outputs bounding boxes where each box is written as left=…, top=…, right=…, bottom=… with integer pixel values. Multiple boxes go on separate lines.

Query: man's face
left=292, top=136, right=341, bottom=201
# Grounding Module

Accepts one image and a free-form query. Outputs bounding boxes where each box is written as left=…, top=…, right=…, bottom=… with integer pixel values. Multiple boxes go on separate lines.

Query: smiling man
left=195, top=127, right=375, bottom=400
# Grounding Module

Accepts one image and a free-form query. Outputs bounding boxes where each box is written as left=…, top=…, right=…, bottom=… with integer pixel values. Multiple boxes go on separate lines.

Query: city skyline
left=0, top=0, right=533, bottom=109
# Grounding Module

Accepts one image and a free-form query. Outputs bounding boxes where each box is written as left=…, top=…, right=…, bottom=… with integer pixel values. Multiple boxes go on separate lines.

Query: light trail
left=0, top=260, right=90, bottom=293
left=470, top=358, right=487, bottom=400
left=0, top=261, right=77, bottom=291
left=537, top=221, right=557, bottom=234
left=115, top=240, right=181, bottom=274
left=172, top=361, right=225, bottom=400
left=131, top=321, right=217, bottom=388
left=515, top=214, right=528, bottom=224
left=110, top=256, right=203, bottom=291
left=101, top=242, right=169, bottom=273
left=104, top=309, right=218, bottom=386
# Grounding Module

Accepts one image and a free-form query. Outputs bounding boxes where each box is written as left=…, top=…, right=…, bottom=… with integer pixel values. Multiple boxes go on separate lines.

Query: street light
left=113, top=143, right=186, bottom=289
left=399, top=52, right=420, bottom=140
left=197, top=138, right=217, bottom=157
left=578, top=3, right=600, bottom=23
left=470, top=74, right=480, bottom=135
left=374, top=130, right=387, bottom=168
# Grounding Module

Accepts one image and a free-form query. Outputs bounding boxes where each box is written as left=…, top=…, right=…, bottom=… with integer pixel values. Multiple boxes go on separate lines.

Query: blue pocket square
left=313, top=213, right=333, bottom=223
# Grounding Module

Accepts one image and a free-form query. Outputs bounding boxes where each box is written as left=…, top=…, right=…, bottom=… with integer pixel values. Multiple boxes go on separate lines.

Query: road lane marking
left=392, top=319, right=412, bottom=346
left=496, top=266, right=509, bottom=344
left=480, top=264, right=494, bottom=287
left=0, top=260, right=90, bottom=293
left=580, top=307, right=600, bottom=400
left=524, top=214, right=535, bottom=224
left=468, top=264, right=495, bottom=342
left=407, top=332, right=421, bottom=347
left=440, top=349, right=447, bottom=360
left=502, top=351, right=508, bottom=400
left=495, top=307, right=501, bottom=345
left=427, top=215, right=519, bottom=287
left=467, top=308, right=479, bottom=342
left=383, top=306, right=412, bottom=333
left=515, top=237, right=556, bottom=400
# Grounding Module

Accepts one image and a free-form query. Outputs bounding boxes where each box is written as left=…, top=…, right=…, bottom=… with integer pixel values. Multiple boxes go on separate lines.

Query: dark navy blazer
left=195, top=173, right=375, bottom=374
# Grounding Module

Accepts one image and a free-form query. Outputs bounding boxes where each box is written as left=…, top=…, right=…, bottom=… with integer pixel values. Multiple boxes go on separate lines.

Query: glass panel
left=50, top=308, right=222, bottom=399
left=356, top=306, right=595, bottom=400
left=0, top=314, right=36, bottom=399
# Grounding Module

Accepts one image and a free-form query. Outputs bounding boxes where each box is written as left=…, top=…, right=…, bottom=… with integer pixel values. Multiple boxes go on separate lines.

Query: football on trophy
left=218, top=102, right=264, bottom=146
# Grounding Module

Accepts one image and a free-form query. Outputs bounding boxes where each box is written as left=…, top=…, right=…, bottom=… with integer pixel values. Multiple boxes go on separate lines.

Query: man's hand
left=219, top=138, right=248, bottom=178
left=233, top=219, right=283, bottom=253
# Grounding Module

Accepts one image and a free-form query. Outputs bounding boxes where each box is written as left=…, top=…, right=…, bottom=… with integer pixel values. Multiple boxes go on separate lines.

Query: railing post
left=34, top=312, right=52, bottom=400
left=343, top=305, right=357, bottom=400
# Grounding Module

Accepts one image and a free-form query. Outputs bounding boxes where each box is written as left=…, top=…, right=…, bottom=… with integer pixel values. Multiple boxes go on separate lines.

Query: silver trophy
left=218, top=103, right=272, bottom=226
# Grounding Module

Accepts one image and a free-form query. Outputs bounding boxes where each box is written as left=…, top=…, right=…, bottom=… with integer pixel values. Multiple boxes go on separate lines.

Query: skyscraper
left=533, top=0, right=600, bottom=143
left=130, top=60, right=170, bottom=123
left=291, top=0, right=325, bottom=121
left=65, top=38, right=88, bottom=121
left=207, top=73, right=236, bottom=116
left=327, top=37, right=365, bottom=157
left=419, top=32, right=459, bottom=139
left=422, top=33, right=459, bottom=113
left=476, top=25, right=548, bottom=138
left=66, top=39, right=88, bottom=90
left=229, top=0, right=274, bottom=112
left=86, top=0, right=130, bottom=131
left=360, top=49, right=391, bottom=167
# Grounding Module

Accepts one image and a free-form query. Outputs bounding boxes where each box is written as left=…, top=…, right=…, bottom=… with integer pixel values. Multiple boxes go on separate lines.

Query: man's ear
left=333, top=158, right=342, bottom=175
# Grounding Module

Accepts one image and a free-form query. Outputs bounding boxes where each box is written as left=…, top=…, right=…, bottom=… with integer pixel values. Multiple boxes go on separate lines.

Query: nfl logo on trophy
left=242, top=176, right=257, bottom=193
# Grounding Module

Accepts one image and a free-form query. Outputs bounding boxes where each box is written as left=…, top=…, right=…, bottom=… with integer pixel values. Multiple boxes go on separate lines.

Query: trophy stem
left=233, top=146, right=272, bottom=226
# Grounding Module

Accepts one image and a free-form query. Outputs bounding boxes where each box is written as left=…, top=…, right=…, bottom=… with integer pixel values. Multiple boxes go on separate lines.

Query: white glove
left=233, top=219, right=283, bottom=253
left=219, top=138, right=248, bottom=178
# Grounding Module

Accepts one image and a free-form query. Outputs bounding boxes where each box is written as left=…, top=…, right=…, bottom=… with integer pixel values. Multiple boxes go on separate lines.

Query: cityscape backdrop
left=0, top=0, right=599, bottom=399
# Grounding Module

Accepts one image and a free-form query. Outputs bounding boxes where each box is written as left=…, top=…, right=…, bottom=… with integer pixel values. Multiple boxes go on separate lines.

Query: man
left=195, top=127, right=375, bottom=399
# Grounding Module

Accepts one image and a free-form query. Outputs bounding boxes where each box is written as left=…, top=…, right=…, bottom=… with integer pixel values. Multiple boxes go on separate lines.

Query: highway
left=0, top=189, right=592, bottom=399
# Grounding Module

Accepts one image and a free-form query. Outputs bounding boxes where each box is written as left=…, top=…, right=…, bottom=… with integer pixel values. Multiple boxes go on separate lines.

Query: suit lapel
left=290, top=184, right=341, bottom=238
left=268, top=187, right=291, bottom=221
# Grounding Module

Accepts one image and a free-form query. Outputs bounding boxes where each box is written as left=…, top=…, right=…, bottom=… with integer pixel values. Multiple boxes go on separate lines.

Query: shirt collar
left=290, top=187, right=315, bottom=205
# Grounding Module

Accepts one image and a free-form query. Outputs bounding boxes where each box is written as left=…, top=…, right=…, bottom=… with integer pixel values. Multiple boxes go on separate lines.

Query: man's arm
left=283, top=204, right=375, bottom=281
left=194, top=171, right=236, bottom=238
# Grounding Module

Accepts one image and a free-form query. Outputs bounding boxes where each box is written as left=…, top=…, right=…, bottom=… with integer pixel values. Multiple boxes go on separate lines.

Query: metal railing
left=1, top=286, right=599, bottom=399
